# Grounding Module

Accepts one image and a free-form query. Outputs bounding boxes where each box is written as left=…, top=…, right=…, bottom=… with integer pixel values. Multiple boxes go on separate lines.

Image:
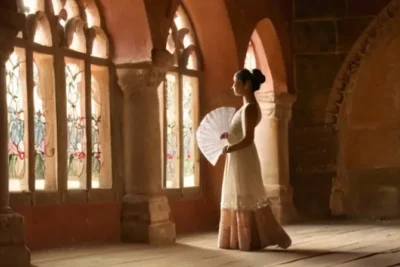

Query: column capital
left=256, top=91, right=297, bottom=121
left=117, top=49, right=174, bottom=95
left=256, top=91, right=297, bottom=107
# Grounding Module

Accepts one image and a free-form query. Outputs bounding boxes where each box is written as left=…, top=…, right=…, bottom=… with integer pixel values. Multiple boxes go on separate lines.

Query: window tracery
left=7, top=0, right=112, bottom=192
left=163, top=6, right=200, bottom=192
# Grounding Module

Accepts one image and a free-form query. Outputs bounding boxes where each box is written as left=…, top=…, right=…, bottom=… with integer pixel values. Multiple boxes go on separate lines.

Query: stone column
left=117, top=49, right=176, bottom=245
left=255, top=91, right=297, bottom=224
left=0, top=7, right=31, bottom=267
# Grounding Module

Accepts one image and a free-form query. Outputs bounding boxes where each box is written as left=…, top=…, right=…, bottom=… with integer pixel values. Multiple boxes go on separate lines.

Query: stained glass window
left=6, top=51, right=27, bottom=191
left=66, top=63, right=86, bottom=189
left=164, top=6, right=200, bottom=191
left=9, top=0, right=111, bottom=192
left=33, top=54, right=57, bottom=191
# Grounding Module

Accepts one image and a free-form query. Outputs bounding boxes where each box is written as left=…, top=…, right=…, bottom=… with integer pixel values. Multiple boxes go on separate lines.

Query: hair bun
left=252, top=69, right=266, bottom=85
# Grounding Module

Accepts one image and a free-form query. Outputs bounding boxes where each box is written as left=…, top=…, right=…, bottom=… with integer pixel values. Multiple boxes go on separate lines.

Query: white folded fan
left=196, top=107, right=236, bottom=165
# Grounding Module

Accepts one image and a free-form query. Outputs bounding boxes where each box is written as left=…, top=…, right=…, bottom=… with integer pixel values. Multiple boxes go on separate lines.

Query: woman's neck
left=243, top=93, right=257, bottom=105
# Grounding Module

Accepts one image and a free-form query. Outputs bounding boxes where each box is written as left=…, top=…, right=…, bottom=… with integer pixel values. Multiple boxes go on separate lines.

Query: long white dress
left=218, top=103, right=291, bottom=251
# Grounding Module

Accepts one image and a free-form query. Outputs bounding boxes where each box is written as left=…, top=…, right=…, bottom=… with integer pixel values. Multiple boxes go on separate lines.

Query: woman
left=218, top=68, right=292, bottom=251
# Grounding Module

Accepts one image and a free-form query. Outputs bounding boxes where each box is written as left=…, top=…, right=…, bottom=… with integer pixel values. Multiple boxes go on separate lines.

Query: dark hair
left=234, top=68, right=266, bottom=92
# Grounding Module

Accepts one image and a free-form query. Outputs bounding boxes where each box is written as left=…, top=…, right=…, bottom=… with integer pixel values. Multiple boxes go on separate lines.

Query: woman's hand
left=220, top=132, right=228, bottom=140
left=221, top=145, right=231, bottom=154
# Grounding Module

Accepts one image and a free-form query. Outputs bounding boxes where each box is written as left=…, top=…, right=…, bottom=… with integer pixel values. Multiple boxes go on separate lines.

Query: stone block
left=0, top=213, right=25, bottom=244
left=0, top=213, right=30, bottom=267
left=295, top=54, right=346, bottom=93
left=292, top=89, right=331, bottom=126
left=289, top=126, right=337, bottom=174
left=342, top=129, right=400, bottom=169
left=294, top=0, right=346, bottom=19
left=121, top=194, right=176, bottom=244
left=347, top=0, right=392, bottom=16
left=337, top=17, right=373, bottom=52
left=0, top=244, right=30, bottom=267
left=294, top=21, right=336, bottom=53
left=121, top=221, right=176, bottom=245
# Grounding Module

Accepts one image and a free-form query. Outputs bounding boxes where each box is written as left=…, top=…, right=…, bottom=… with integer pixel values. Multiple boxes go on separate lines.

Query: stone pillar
left=117, top=49, right=176, bottom=245
left=0, top=7, right=31, bottom=267
left=255, top=91, right=297, bottom=224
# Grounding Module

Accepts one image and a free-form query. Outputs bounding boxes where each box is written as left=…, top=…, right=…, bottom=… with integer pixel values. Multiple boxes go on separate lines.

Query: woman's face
left=232, top=78, right=246, bottom=96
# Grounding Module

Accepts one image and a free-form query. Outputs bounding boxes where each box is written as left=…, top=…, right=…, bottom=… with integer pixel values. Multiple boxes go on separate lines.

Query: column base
left=121, top=194, right=176, bottom=245
left=265, top=185, right=297, bottom=224
left=0, top=212, right=30, bottom=267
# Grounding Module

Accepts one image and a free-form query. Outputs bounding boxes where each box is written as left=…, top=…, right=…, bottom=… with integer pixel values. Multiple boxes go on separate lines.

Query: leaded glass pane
left=91, top=79, right=101, bottom=187
left=165, top=74, right=179, bottom=188
left=33, top=62, right=45, bottom=181
left=182, top=76, right=195, bottom=187
left=6, top=52, right=26, bottom=189
left=66, top=63, right=86, bottom=188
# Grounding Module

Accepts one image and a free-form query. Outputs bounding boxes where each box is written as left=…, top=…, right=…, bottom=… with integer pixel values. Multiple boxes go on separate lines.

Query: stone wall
left=290, top=0, right=392, bottom=218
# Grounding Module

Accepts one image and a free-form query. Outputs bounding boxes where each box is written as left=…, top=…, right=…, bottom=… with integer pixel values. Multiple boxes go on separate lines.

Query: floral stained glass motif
left=91, top=79, right=101, bottom=184
left=182, top=76, right=195, bottom=187
left=165, top=74, right=178, bottom=188
left=66, top=64, right=86, bottom=181
left=33, top=63, right=45, bottom=180
left=6, top=53, right=26, bottom=180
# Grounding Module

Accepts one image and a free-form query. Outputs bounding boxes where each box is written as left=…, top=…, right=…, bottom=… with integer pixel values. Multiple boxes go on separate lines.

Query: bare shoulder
left=243, top=103, right=258, bottom=117
left=243, top=103, right=259, bottom=123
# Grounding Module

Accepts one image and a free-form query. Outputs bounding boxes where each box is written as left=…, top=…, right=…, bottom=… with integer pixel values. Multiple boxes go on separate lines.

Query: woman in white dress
left=218, top=68, right=292, bottom=251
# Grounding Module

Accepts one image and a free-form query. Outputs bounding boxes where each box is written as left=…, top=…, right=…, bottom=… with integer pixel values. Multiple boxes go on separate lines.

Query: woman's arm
left=222, top=104, right=258, bottom=153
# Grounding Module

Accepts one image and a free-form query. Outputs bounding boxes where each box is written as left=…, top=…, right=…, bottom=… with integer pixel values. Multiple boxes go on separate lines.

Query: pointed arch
left=89, top=26, right=109, bottom=58
left=33, top=11, right=52, bottom=46
left=84, top=0, right=101, bottom=28
left=162, top=4, right=202, bottom=191
left=245, top=18, right=287, bottom=92
left=65, top=17, right=86, bottom=52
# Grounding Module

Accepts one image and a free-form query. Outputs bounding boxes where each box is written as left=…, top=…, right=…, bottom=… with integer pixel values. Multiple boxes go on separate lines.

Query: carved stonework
left=254, top=91, right=297, bottom=224
left=325, top=0, right=400, bottom=128
left=256, top=91, right=296, bottom=121
left=116, top=50, right=176, bottom=244
left=117, top=49, right=173, bottom=95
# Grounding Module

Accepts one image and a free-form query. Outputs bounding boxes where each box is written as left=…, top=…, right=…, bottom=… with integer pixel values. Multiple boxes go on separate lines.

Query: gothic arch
left=246, top=18, right=287, bottom=92
left=326, top=0, right=400, bottom=217
left=325, top=0, right=400, bottom=128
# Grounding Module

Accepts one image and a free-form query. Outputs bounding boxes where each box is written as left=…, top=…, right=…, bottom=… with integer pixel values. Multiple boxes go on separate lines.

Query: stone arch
left=326, top=0, right=400, bottom=218
left=325, top=0, right=400, bottom=127
left=246, top=18, right=287, bottom=92
left=99, top=0, right=152, bottom=63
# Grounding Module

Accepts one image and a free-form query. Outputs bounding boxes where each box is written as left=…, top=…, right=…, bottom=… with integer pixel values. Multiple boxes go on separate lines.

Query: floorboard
left=31, top=220, right=400, bottom=267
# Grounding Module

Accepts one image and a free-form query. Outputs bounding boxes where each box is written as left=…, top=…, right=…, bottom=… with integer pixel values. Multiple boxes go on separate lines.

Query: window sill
left=10, top=188, right=119, bottom=207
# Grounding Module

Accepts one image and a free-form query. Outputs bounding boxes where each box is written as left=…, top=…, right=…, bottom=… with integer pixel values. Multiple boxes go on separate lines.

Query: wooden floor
left=31, top=220, right=400, bottom=267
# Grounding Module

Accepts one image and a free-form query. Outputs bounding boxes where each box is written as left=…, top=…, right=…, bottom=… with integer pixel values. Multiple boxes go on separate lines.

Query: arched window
left=245, top=40, right=257, bottom=70
left=8, top=0, right=112, bottom=192
left=164, top=6, right=200, bottom=193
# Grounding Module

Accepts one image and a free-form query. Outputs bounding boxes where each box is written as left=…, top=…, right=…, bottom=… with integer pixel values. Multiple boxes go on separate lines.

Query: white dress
left=221, top=104, right=269, bottom=211
left=218, top=103, right=291, bottom=251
